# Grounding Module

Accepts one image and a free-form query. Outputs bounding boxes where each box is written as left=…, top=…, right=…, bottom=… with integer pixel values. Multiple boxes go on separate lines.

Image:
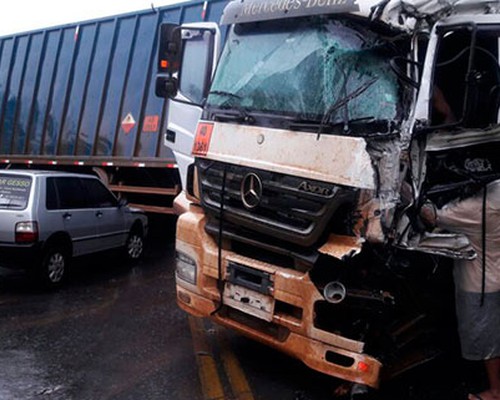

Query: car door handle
left=63, top=212, right=72, bottom=220
left=96, top=211, right=103, bottom=218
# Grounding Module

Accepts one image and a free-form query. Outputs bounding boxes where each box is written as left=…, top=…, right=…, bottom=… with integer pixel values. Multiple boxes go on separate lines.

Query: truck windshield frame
left=206, top=16, right=403, bottom=131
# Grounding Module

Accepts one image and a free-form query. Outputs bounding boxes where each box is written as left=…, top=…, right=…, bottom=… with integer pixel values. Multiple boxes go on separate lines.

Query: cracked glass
left=207, top=17, right=401, bottom=124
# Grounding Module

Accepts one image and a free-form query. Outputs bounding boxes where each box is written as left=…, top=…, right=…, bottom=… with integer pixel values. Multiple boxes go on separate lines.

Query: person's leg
left=458, top=291, right=500, bottom=400
left=469, top=357, right=500, bottom=400
left=485, top=357, right=500, bottom=395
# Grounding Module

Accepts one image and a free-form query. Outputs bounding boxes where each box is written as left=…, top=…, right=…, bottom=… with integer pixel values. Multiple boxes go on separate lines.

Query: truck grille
left=197, top=159, right=355, bottom=247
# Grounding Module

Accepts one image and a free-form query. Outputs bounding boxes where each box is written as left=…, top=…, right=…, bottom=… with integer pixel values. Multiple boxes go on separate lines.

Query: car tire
left=39, top=246, right=69, bottom=288
left=124, top=228, right=144, bottom=261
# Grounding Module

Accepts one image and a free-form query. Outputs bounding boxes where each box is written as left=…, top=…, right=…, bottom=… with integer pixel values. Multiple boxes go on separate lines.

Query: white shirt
left=437, top=180, right=500, bottom=293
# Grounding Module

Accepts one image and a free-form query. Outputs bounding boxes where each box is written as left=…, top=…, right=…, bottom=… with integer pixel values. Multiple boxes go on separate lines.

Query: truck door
left=405, top=21, right=500, bottom=258
left=157, top=22, right=221, bottom=190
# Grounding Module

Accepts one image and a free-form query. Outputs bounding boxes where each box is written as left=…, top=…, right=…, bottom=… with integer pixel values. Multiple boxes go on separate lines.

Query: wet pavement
left=0, top=216, right=200, bottom=400
left=0, top=215, right=491, bottom=400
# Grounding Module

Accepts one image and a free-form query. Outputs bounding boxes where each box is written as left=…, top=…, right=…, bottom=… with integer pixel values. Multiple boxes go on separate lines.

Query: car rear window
left=0, top=174, right=32, bottom=209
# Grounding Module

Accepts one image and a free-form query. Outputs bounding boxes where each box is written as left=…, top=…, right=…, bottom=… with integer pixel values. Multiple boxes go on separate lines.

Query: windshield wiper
left=288, top=116, right=394, bottom=137
left=317, top=77, right=378, bottom=139
left=286, top=119, right=323, bottom=131
left=209, top=90, right=242, bottom=101
left=208, top=90, right=254, bottom=123
left=288, top=116, right=374, bottom=130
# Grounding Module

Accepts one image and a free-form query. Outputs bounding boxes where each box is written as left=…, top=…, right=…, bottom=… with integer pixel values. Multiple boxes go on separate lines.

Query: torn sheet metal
left=401, top=231, right=476, bottom=259
left=382, top=0, right=500, bottom=31
left=318, top=234, right=363, bottom=260
left=364, top=138, right=404, bottom=233
left=425, top=127, right=500, bottom=151
left=355, top=195, right=387, bottom=243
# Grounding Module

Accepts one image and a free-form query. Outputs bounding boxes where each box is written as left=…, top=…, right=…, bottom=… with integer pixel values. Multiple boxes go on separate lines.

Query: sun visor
left=220, top=0, right=360, bottom=25
left=318, top=234, right=362, bottom=260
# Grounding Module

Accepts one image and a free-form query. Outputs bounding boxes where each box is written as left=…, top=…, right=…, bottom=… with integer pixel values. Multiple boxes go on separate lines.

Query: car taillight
left=15, top=221, right=39, bottom=243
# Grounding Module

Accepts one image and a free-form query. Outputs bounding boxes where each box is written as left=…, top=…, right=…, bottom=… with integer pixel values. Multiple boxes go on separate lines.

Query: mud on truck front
left=157, top=0, right=500, bottom=390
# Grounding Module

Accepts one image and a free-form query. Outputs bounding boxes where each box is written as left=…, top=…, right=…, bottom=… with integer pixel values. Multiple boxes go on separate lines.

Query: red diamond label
left=121, top=113, right=136, bottom=134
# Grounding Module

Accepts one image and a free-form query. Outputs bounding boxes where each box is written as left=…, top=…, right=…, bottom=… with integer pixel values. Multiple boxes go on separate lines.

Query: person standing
left=420, top=180, right=500, bottom=400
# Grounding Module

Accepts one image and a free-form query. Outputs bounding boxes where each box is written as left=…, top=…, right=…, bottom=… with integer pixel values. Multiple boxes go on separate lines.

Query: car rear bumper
left=0, top=242, right=42, bottom=270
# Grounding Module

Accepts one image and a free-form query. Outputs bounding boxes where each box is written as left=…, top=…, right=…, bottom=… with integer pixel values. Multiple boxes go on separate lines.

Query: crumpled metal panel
left=318, top=234, right=362, bottom=260
left=425, top=127, right=500, bottom=151
left=382, top=0, right=500, bottom=31
left=417, top=232, right=476, bottom=258
left=395, top=210, right=477, bottom=259
left=355, top=196, right=387, bottom=243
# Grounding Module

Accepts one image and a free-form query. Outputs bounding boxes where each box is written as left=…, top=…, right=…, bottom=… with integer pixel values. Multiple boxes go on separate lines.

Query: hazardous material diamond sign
left=121, top=113, right=136, bottom=133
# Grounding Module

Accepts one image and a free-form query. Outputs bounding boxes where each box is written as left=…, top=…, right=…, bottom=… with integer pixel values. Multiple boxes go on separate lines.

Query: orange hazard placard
left=192, top=122, right=214, bottom=156
left=143, top=115, right=159, bottom=132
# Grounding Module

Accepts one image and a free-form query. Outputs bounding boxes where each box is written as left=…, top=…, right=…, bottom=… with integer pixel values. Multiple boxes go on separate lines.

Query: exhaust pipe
left=323, top=281, right=347, bottom=304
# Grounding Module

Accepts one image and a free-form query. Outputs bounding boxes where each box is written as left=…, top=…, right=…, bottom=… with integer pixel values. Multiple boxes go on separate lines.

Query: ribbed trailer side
left=0, top=0, right=227, bottom=167
left=0, top=0, right=227, bottom=214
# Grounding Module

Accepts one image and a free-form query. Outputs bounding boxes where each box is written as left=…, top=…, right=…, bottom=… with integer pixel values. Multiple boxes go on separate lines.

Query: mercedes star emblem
left=240, top=173, right=263, bottom=209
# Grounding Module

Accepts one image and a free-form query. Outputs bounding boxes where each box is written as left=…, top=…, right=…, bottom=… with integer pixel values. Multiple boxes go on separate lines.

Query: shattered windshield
left=207, top=16, right=401, bottom=127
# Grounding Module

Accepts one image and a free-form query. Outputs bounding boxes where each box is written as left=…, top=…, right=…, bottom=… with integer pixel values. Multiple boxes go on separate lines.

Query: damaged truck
left=156, top=0, right=500, bottom=389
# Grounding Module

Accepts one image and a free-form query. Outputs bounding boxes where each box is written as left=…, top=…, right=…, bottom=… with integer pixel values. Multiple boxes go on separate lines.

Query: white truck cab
left=157, top=0, right=500, bottom=390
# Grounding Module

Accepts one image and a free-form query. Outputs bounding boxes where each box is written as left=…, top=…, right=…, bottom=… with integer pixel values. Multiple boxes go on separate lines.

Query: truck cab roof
left=221, top=0, right=500, bottom=32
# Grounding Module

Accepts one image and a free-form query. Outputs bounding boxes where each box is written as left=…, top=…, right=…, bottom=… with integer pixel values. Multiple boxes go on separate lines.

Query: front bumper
left=175, top=206, right=382, bottom=388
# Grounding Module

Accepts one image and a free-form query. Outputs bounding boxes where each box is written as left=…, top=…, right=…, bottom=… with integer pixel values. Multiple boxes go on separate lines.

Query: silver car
left=0, top=170, right=148, bottom=287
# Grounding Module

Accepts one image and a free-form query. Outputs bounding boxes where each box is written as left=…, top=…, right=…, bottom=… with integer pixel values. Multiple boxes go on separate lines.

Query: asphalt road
left=0, top=215, right=490, bottom=400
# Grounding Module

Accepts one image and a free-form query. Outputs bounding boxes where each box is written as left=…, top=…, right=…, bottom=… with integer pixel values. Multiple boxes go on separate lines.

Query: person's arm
left=433, top=86, right=456, bottom=124
left=422, top=192, right=484, bottom=235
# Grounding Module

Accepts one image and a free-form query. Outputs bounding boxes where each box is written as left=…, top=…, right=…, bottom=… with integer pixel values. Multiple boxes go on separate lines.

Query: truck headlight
left=176, top=251, right=197, bottom=284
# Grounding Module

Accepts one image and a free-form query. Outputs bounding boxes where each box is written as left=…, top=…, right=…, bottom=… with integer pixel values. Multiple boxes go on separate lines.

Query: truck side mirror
left=156, top=22, right=220, bottom=102
left=158, top=23, right=182, bottom=76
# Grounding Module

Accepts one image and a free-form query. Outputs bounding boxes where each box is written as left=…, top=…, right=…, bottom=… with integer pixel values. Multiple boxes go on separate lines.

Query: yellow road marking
left=188, top=315, right=225, bottom=400
left=217, top=326, right=255, bottom=400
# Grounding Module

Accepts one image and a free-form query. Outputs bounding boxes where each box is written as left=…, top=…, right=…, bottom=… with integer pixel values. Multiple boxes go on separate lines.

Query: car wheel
left=40, top=246, right=68, bottom=287
left=125, top=229, right=144, bottom=261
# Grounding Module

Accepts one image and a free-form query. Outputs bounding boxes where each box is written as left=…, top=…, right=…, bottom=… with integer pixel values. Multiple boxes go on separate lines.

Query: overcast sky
left=0, top=0, right=184, bottom=36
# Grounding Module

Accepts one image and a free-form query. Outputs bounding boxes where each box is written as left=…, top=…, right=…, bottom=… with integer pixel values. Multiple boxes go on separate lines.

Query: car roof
left=0, top=169, right=97, bottom=179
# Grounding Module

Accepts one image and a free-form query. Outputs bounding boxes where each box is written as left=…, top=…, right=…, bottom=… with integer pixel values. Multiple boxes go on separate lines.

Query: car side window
left=46, top=177, right=59, bottom=210
left=53, top=177, right=88, bottom=209
left=82, top=178, right=118, bottom=208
